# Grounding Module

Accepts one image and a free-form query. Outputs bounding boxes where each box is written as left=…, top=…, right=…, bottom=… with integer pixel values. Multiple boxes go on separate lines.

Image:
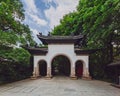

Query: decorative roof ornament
left=39, top=32, right=42, bottom=36
left=37, top=34, right=84, bottom=45
left=70, top=32, right=74, bottom=36
left=48, top=32, right=52, bottom=36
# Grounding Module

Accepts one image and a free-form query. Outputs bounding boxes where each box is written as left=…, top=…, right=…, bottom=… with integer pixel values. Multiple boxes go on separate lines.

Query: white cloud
left=22, top=0, right=47, bottom=26
left=31, top=29, right=39, bottom=35
left=31, top=28, right=41, bottom=43
left=21, top=0, right=79, bottom=43
left=30, top=14, right=47, bottom=26
left=23, top=0, right=38, bottom=14
left=44, top=0, right=79, bottom=29
left=43, top=0, right=53, bottom=4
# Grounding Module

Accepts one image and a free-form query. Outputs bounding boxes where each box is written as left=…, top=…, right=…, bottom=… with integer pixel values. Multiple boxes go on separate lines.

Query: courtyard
left=0, top=77, right=120, bottom=96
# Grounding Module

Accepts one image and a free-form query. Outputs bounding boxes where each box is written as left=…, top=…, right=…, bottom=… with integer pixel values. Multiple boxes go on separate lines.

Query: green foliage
left=0, top=48, right=32, bottom=83
left=52, top=12, right=82, bottom=36
left=52, top=0, right=120, bottom=48
left=0, top=47, right=30, bottom=64
left=51, top=0, right=120, bottom=80
left=0, top=61, right=32, bottom=83
left=0, top=0, right=35, bottom=47
left=0, top=0, right=35, bottom=83
left=79, top=0, right=120, bottom=47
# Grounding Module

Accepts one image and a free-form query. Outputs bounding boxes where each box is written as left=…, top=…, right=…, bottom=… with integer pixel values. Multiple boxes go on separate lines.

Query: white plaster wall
left=75, top=55, right=89, bottom=68
left=34, top=55, right=47, bottom=67
left=48, top=44, right=75, bottom=66
left=34, top=44, right=89, bottom=69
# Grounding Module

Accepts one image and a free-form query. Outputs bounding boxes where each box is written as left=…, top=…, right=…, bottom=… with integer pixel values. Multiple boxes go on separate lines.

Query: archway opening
left=51, top=55, right=71, bottom=76
left=75, top=60, right=83, bottom=78
left=38, top=60, right=47, bottom=76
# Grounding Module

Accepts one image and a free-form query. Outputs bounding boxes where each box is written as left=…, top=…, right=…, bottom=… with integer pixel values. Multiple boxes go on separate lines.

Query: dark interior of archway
left=75, top=61, right=83, bottom=78
left=52, top=55, right=70, bottom=76
left=39, top=61, right=47, bottom=76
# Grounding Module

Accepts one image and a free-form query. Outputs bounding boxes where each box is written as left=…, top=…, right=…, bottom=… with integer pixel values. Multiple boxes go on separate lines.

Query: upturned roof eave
left=108, top=61, right=120, bottom=67
left=23, top=47, right=48, bottom=55
left=74, top=48, right=101, bottom=55
left=37, top=35, right=84, bottom=44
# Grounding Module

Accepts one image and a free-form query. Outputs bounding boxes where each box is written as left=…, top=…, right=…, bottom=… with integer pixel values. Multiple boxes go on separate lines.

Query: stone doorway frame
left=75, top=60, right=84, bottom=78
left=38, top=60, right=47, bottom=77
left=51, top=54, right=71, bottom=77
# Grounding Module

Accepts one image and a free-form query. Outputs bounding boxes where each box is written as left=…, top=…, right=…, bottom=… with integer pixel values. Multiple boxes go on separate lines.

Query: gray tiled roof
left=37, top=35, right=84, bottom=44
left=108, top=61, right=120, bottom=66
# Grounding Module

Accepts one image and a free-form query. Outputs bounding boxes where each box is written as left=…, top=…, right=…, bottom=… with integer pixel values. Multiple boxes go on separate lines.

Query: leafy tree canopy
left=0, top=47, right=30, bottom=64
left=0, top=0, right=36, bottom=64
left=52, top=0, right=120, bottom=48
left=0, top=0, right=35, bottom=47
left=51, top=0, right=120, bottom=80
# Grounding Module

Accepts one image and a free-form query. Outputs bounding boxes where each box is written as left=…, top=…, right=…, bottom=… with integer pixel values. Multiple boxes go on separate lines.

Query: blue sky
left=20, top=0, right=79, bottom=43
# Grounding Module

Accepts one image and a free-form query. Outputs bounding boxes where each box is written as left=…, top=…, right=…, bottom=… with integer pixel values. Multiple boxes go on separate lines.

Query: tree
left=51, top=0, right=120, bottom=79
left=52, top=0, right=120, bottom=58
left=0, top=0, right=35, bottom=83
left=52, top=12, right=82, bottom=36
left=52, top=0, right=120, bottom=45
left=0, top=0, right=36, bottom=60
left=0, top=0, right=35, bottom=47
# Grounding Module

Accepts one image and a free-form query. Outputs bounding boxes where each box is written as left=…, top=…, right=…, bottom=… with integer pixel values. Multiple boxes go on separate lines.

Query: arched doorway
left=75, top=60, right=83, bottom=78
left=51, top=55, right=71, bottom=76
left=38, top=60, right=47, bottom=76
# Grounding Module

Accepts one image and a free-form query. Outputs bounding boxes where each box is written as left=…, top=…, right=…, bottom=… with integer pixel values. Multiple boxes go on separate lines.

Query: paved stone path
left=0, top=76, right=120, bottom=96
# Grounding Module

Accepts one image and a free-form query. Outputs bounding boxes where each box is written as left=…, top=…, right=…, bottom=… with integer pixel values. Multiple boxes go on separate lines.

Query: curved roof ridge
left=37, top=34, right=84, bottom=44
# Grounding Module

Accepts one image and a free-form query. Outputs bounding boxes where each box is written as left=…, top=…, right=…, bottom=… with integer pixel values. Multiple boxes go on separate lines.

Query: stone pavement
left=0, top=76, right=120, bottom=96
